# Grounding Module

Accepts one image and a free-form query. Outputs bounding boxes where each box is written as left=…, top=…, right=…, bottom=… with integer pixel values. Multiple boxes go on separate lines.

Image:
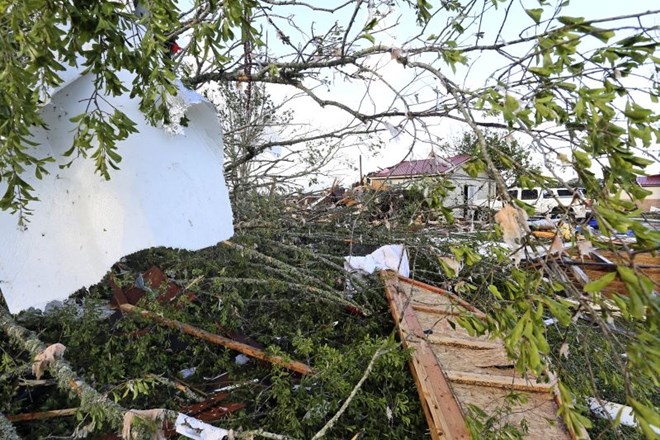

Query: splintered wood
left=381, top=273, right=575, bottom=440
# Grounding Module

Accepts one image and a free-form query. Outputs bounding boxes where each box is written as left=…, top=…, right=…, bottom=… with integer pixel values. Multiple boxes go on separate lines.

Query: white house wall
left=367, top=169, right=495, bottom=216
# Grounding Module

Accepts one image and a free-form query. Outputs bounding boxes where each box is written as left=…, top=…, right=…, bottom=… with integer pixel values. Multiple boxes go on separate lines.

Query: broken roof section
left=382, top=273, right=580, bottom=439
left=0, top=65, right=233, bottom=313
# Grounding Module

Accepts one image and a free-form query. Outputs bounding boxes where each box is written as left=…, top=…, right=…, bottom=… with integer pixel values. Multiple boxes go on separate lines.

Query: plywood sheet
left=382, top=273, right=577, bottom=439
left=452, top=383, right=569, bottom=439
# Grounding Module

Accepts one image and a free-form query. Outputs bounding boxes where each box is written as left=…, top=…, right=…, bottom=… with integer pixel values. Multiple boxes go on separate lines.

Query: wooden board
left=570, top=249, right=659, bottom=296
left=382, top=273, right=579, bottom=439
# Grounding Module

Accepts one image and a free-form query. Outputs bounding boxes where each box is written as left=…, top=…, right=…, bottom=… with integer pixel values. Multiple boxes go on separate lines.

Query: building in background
left=637, top=174, right=660, bottom=211
left=365, top=153, right=496, bottom=215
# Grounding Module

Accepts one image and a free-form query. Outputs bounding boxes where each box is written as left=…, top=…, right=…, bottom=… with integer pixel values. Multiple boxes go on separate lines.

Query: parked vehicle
left=471, top=187, right=590, bottom=220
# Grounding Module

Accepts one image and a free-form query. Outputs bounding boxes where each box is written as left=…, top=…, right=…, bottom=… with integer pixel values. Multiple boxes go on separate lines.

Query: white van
left=472, top=187, right=589, bottom=220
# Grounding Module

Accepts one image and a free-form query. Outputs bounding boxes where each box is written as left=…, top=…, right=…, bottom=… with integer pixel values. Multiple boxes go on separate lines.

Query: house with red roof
left=637, top=174, right=660, bottom=211
left=365, top=153, right=496, bottom=213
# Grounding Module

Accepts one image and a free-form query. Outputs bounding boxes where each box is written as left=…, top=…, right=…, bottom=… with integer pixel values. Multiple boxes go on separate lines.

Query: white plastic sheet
left=0, top=70, right=233, bottom=313
left=344, top=244, right=410, bottom=277
left=587, top=397, right=660, bottom=434
left=175, top=413, right=230, bottom=440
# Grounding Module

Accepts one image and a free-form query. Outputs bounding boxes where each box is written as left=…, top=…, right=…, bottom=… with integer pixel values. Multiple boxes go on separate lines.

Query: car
left=471, top=187, right=590, bottom=220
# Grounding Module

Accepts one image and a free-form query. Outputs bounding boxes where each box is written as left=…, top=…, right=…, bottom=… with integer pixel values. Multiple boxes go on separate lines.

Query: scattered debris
left=32, top=343, right=66, bottom=380
left=1, top=182, right=655, bottom=439
left=344, top=244, right=410, bottom=277
left=587, top=398, right=659, bottom=434
left=382, top=272, right=576, bottom=439
left=110, top=267, right=196, bottom=307
left=175, top=413, right=230, bottom=440
left=176, top=393, right=245, bottom=424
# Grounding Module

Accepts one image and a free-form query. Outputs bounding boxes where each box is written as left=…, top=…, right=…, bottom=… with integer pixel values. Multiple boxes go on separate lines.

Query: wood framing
left=381, top=272, right=580, bottom=439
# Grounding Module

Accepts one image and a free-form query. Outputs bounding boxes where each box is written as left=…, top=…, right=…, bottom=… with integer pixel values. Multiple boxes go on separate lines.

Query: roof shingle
left=637, top=174, right=660, bottom=187
left=370, top=154, right=471, bottom=178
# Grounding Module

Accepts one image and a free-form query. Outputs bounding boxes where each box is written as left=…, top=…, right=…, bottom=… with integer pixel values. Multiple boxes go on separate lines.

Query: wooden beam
left=397, top=276, right=486, bottom=319
left=590, top=250, right=615, bottom=265
left=7, top=408, right=78, bottom=422
left=119, top=303, right=314, bottom=376
left=444, top=371, right=554, bottom=393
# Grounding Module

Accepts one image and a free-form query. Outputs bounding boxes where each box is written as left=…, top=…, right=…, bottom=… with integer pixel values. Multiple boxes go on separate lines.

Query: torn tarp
left=344, top=244, right=410, bottom=277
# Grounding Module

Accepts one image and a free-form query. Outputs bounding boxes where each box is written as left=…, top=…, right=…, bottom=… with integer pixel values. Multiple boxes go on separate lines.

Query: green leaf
left=558, top=16, right=585, bottom=26
left=624, top=103, right=653, bottom=123
left=363, top=18, right=378, bottom=32
left=583, top=272, right=616, bottom=293
left=504, top=94, right=519, bottom=112
left=525, top=8, right=543, bottom=24
left=529, top=66, right=552, bottom=77
left=359, top=33, right=375, bottom=44
left=488, top=284, right=503, bottom=300
left=591, top=28, right=615, bottom=43
left=573, top=150, right=592, bottom=168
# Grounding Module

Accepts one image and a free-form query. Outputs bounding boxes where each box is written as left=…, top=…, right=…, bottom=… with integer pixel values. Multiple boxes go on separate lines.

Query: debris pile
left=1, top=184, right=657, bottom=439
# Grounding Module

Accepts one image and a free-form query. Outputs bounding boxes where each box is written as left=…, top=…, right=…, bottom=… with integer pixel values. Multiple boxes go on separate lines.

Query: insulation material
left=344, top=244, right=410, bottom=277
left=32, top=343, right=66, bottom=380
left=495, top=204, right=530, bottom=265
left=495, top=204, right=530, bottom=249
left=0, top=68, right=233, bottom=313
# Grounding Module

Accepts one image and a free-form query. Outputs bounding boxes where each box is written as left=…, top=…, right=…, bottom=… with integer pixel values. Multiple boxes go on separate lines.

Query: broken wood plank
left=382, top=272, right=470, bottom=440
left=532, top=230, right=557, bottom=239
left=7, top=408, right=78, bottom=422
left=119, top=303, right=314, bottom=375
left=589, top=250, right=615, bottom=265
left=385, top=274, right=579, bottom=439
left=569, top=265, right=590, bottom=287
left=444, top=371, right=554, bottom=393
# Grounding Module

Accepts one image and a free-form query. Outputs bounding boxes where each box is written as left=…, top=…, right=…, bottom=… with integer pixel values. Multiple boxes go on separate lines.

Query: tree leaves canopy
left=1, top=1, right=660, bottom=437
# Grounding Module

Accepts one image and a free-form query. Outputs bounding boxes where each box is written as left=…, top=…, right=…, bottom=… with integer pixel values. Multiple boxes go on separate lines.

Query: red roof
left=370, top=154, right=471, bottom=178
left=638, top=174, right=660, bottom=187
